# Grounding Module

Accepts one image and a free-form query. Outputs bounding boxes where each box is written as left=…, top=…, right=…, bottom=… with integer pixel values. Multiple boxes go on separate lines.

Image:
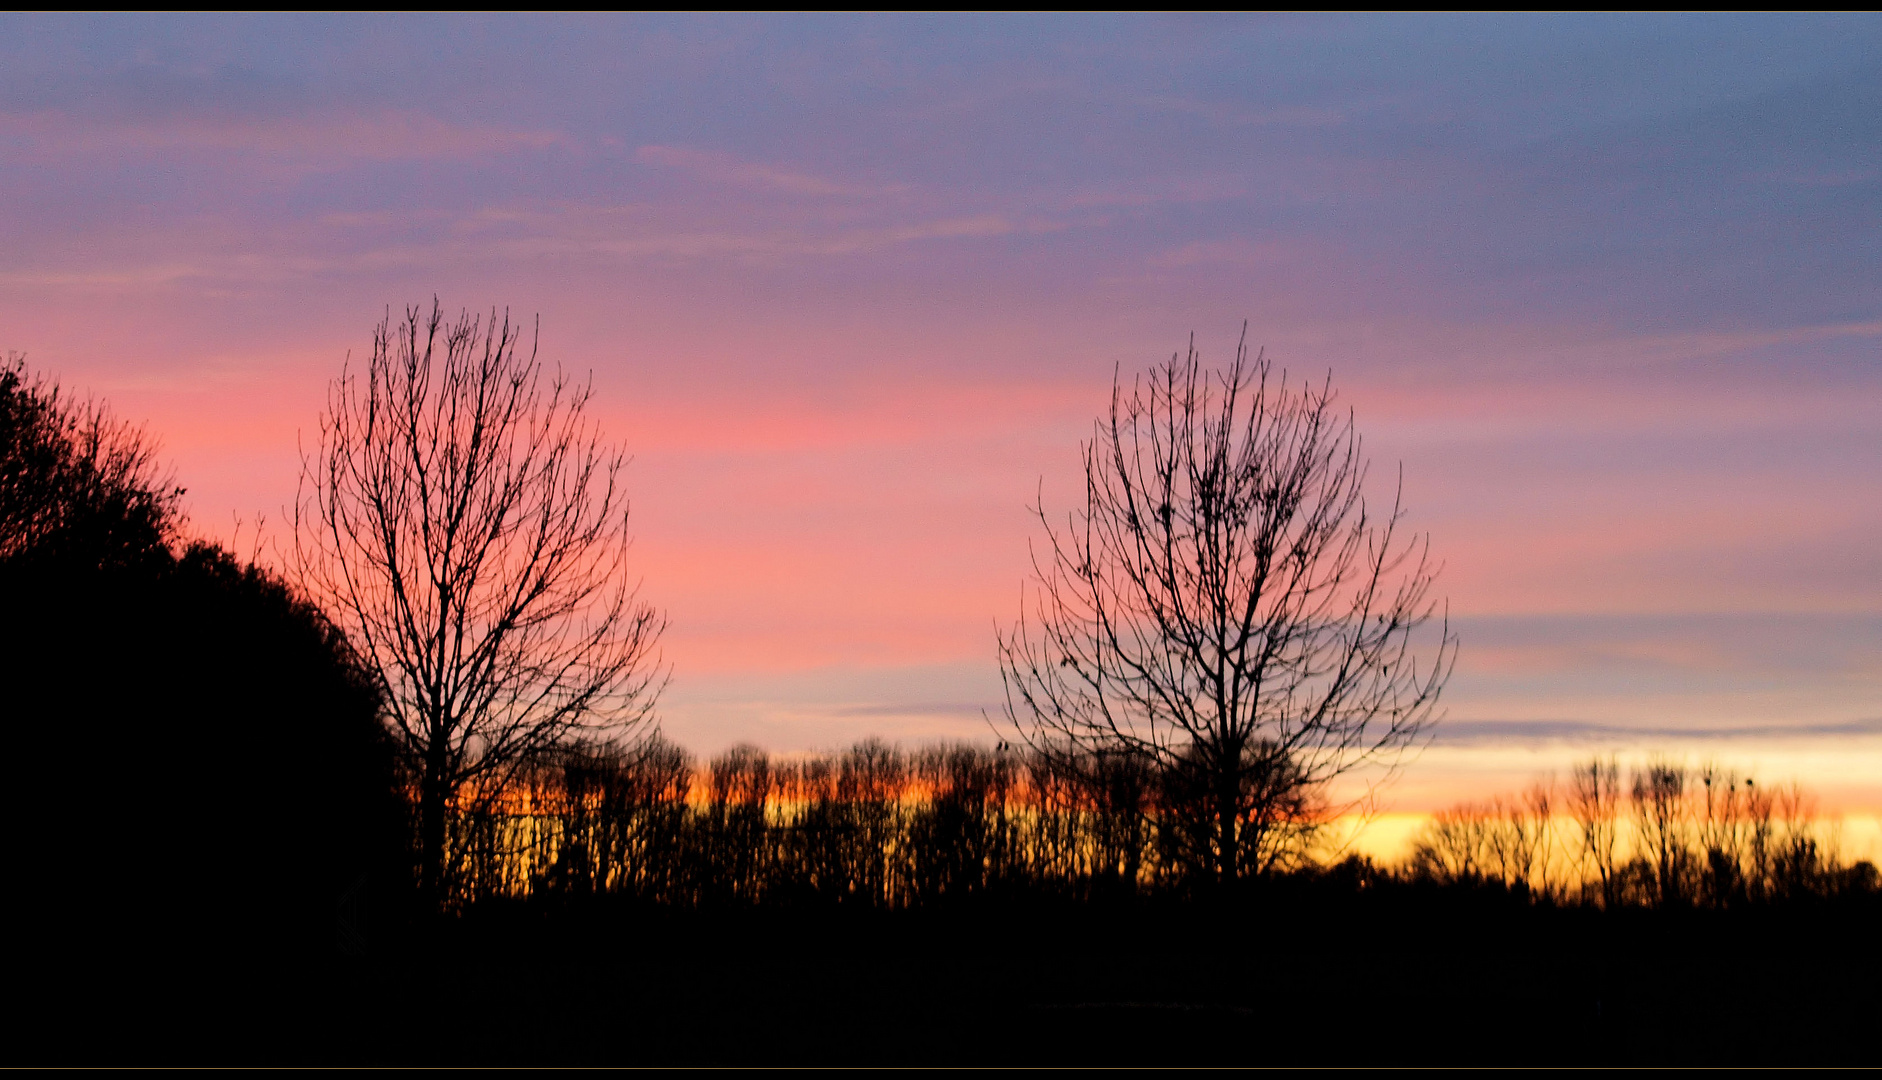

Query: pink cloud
left=0, top=107, right=569, bottom=162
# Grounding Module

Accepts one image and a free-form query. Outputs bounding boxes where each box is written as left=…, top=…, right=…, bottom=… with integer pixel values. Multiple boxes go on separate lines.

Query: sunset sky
left=3, top=14, right=1877, bottom=824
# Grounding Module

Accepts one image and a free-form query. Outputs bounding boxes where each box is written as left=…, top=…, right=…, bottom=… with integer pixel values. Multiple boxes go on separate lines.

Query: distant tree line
left=393, top=739, right=1872, bottom=912
left=424, top=738, right=1190, bottom=908
left=1408, top=756, right=1877, bottom=907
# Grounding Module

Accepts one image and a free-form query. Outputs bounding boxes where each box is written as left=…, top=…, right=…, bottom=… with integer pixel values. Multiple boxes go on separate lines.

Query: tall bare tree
left=999, top=332, right=1455, bottom=883
left=296, top=301, right=666, bottom=902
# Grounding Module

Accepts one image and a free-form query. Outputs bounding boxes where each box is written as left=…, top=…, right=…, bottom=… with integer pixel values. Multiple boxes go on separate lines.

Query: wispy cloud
left=0, top=201, right=1058, bottom=291
left=636, top=144, right=902, bottom=198
left=1432, top=716, right=1882, bottom=745
left=1453, top=613, right=1882, bottom=676
left=1557, top=320, right=1882, bottom=369
left=829, top=702, right=994, bottom=719
left=1140, top=94, right=1346, bottom=129
left=1755, top=166, right=1881, bottom=187
left=491, top=210, right=1042, bottom=262
left=0, top=107, right=569, bottom=161
left=1148, top=236, right=1315, bottom=269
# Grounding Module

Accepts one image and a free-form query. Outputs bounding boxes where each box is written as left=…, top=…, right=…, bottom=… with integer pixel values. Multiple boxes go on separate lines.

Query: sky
left=2, top=14, right=1877, bottom=821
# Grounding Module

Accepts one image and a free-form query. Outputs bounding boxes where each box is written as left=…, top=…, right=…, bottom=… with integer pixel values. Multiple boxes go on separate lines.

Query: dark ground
left=16, top=882, right=1878, bottom=1067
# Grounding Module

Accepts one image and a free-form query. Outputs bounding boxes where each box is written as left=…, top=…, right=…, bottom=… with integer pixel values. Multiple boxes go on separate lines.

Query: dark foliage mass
left=0, top=355, right=180, bottom=568
left=27, top=871, right=1880, bottom=1066
left=1, top=356, right=404, bottom=982
left=328, top=882, right=1878, bottom=1067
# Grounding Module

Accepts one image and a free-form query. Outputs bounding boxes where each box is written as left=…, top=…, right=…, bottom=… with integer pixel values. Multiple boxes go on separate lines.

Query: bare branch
left=999, top=329, right=1456, bottom=882
left=294, top=300, right=667, bottom=903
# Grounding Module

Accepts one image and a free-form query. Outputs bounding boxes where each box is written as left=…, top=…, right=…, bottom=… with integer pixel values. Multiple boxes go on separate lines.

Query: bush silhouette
left=1, top=358, right=403, bottom=985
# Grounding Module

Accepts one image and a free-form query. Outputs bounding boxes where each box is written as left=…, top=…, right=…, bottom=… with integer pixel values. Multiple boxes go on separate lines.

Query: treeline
left=414, top=740, right=1877, bottom=912
left=1410, top=757, right=1876, bottom=908
left=436, top=739, right=1157, bottom=908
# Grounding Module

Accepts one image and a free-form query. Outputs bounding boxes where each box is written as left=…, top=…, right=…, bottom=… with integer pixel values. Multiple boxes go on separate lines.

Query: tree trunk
left=420, top=745, right=450, bottom=909
left=1218, top=789, right=1238, bottom=886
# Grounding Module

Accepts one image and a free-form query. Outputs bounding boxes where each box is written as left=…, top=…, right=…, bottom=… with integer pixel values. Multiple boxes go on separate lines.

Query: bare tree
left=296, top=301, right=666, bottom=903
left=1000, top=332, right=1455, bottom=884
left=1696, top=762, right=1754, bottom=907
left=1409, top=784, right=1553, bottom=896
left=1495, top=781, right=1556, bottom=898
left=1569, top=756, right=1623, bottom=908
left=1410, top=804, right=1493, bottom=885
left=1631, top=758, right=1691, bottom=908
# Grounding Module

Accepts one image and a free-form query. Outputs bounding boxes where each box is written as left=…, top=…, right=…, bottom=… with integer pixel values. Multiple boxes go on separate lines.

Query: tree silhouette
left=1, top=354, right=399, bottom=984
left=295, top=301, right=667, bottom=903
left=1569, top=756, right=1623, bottom=907
left=0, top=353, right=181, bottom=568
left=1416, top=755, right=1873, bottom=910
left=999, top=333, right=1455, bottom=884
left=1632, top=758, right=1691, bottom=907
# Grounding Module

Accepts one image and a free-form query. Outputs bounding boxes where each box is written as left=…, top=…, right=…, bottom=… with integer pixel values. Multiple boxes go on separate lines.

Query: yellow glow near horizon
left=1333, top=810, right=1882, bottom=866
